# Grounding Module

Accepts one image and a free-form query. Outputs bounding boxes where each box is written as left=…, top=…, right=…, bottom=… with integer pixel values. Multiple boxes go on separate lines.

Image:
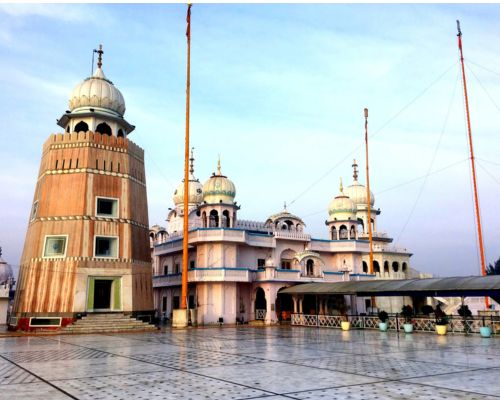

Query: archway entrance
left=255, top=287, right=267, bottom=320
left=276, top=290, right=293, bottom=321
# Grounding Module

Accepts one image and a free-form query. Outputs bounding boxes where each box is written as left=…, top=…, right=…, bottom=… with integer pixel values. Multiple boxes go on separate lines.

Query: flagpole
left=364, top=108, right=374, bottom=275
left=456, top=20, right=488, bottom=309
left=181, top=3, right=192, bottom=311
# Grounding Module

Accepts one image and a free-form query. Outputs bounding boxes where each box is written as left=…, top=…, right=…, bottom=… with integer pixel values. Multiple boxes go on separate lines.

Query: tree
left=486, top=257, right=500, bottom=275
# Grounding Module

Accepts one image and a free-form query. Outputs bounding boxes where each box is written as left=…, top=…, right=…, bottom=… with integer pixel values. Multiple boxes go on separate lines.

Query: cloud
left=0, top=4, right=93, bottom=23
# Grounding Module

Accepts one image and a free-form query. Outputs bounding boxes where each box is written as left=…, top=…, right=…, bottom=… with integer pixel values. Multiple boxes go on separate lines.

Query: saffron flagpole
left=181, top=3, right=192, bottom=311
left=456, top=20, right=489, bottom=309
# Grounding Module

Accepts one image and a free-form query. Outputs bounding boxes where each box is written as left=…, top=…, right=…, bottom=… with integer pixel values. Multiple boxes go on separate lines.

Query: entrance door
left=94, top=279, right=112, bottom=309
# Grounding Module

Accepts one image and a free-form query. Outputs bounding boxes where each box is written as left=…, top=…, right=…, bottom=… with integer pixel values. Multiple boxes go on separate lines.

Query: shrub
left=401, top=305, right=413, bottom=323
left=378, top=310, right=389, bottom=323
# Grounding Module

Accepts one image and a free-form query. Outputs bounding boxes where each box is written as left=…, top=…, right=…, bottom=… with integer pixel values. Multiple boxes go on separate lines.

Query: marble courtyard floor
left=0, top=326, right=499, bottom=399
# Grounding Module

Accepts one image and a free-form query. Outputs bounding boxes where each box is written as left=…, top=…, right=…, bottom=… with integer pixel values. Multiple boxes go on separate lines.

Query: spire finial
left=283, top=201, right=287, bottom=211
left=217, top=155, right=221, bottom=175
left=95, top=44, right=104, bottom=69
left=352, top=159, right=359, bottom=182
left=339, top=178, right=344, bottom=194
left=189, top=147, right=195, bottom=175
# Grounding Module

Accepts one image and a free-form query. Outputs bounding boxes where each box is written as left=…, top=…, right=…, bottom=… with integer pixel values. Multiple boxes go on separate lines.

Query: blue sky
left=0, top=3, right=499, bottom=278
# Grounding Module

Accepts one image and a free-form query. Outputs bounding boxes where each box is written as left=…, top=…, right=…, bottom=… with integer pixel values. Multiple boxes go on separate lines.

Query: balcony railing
left=291, top=313, right=499, bottom=335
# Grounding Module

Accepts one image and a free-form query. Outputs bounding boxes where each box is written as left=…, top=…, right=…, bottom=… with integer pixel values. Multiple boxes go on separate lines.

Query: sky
left=0, top=3, right=499, bottom=279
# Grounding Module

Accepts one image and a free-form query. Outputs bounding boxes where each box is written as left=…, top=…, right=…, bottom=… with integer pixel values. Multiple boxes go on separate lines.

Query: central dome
left=69, top=67, right=126, bottom=116
left=203, top=159, right=236, bottom=204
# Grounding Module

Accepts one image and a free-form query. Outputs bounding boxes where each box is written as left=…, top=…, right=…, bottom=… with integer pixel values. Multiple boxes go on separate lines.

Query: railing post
left=396, top=313, right=400, bottom=333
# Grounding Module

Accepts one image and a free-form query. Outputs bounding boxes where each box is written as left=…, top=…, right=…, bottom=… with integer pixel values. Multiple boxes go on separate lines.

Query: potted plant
left=401, top=305, right=414, bottom=333
left=479, top=315, right=492, bottom=338
left=338, top=303, right=350, bottom=331
left=378, top=310, right=389, bottom=332
left=458, top=304, right=473, bottom=335
left=434, top=305, right=448, bottom=335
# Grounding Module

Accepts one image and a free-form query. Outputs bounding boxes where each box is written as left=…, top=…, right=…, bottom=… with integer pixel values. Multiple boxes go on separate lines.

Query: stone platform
left=0, top=326, right=498, bottom=399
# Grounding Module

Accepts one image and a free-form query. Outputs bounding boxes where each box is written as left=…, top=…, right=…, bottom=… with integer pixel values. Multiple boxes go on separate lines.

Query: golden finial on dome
left=217, top=154, right=221, bottom=175
left=352, top=159, right=358, bottom=182
left=283, top=201, right=287, bottom=211
left=339, top=177, right=344, bottom=194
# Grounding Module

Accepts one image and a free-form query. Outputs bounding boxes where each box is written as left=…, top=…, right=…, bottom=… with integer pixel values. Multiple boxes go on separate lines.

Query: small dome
left=344, top=183, right=375, bottom=207
left=345, top=159, right=374, bottom=207
left=173, top=179, right=203, bottom=206
left=266, top=204, right=305, bottom=228
left=0, top=256, right=13, bottom=285
left=173, top=148, right=203, bottom=206
left=69, top=67, right=126, bottom=116
left=203, top=159, right=236, bottom=204
left=328, top=179, right=357, bottom=221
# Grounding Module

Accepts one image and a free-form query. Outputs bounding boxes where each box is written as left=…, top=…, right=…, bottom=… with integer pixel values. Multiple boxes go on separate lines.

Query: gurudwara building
left=11, top=49, right=154, bottom=331
left=151, top=156, right=413, bottom=325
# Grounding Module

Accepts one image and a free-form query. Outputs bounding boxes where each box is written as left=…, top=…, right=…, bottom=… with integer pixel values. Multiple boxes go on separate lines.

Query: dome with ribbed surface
left=344, top=182, right=375, bottom=207
left=69, top=67, right=126, bottom=116
left=203, top=159, right=236, bottom=204
left=173, top=179, right=203, bottom=206
left=328, top=179, right=357, bottom=221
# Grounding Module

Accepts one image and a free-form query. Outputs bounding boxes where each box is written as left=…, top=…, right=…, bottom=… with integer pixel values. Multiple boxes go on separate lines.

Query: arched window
left=362, top=261, right=368, bottom=273
left=339, top=225, right=348, bottom=240
left=117, top=129, right=125, bottom=138
left=392, top=261, right=399, bottom=272
left=350, top=225, right=356, bottom=239
left=357, top=218, right=364, bottom=232
left=402, top=262, right=408, bottom=272
left=222, top=210, right=230, bottom=228
left=202, top=211, right=207, bottom=228
left=331, top=226, right=337, bottom=240
left=280, top=249, right=295, bottom=270
left=384, top=261, right=389, bottom=273
left=75, top=121, right=89, bottom=132
left=374, top=261, right=380, bottom=273
left=209, top=210, right=219, bottom=227
left=306, top=259, right=314, bottom=276
left=96, top=122, right=112, bottom=136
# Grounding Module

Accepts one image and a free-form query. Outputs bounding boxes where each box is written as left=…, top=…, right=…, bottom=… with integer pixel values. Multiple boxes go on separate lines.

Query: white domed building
left=151, top=157, right=413, bottom=324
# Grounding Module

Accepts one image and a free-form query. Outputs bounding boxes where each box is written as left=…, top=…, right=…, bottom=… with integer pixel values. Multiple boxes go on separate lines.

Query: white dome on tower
left=69, top=67, right=125, bottom=116
left=173, top=148, right=203, bottom=206
left=68, top=46, right=125, bottom=116
left=203, top=158, right=236, bottom=204
left=344, top=159, right=375, bottom=207
left=328, top=179, right=357, bottom=221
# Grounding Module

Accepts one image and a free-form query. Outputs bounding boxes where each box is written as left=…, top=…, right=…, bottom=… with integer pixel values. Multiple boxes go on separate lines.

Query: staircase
left=60, top=313, right=158, bottom=334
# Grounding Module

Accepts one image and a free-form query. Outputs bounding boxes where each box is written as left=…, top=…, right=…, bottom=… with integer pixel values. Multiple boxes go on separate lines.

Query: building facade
left=151, top=157, right=412, bottom=325
left=11, top=50, right=154, bottom=331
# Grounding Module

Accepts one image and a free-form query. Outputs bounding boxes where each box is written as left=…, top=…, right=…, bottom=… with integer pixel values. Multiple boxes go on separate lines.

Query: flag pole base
left=172, top=309, right=189, bottom=328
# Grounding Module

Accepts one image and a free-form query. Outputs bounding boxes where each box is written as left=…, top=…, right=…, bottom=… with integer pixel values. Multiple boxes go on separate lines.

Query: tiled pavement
left=0, top=327, right=498, bottom=399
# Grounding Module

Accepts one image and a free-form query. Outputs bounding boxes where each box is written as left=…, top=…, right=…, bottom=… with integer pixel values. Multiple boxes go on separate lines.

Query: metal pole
left=364, top=108, right=374, bottom=274
left=181, top=3, right=192, bottom=310
left=456, top=20, right=489, bottom=309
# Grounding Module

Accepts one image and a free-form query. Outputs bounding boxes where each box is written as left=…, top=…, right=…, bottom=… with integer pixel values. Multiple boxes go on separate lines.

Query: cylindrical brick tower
left=11, top=48, right=153, bottom=331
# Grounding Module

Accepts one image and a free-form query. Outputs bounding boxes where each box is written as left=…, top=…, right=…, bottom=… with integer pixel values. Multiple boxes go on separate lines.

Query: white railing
left=236, top=219, right=269, bottom=231
left=190, top=268, right=251, bottom=282
left=274, top=231, right=311, bottom=241
left=291, top=314, right=499, bottom=335
left=255, top=309, right=267, bottom=320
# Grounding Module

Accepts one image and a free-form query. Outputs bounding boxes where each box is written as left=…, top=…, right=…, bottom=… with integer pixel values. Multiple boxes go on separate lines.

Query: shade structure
left=279, top=275, right=500, bottom=298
